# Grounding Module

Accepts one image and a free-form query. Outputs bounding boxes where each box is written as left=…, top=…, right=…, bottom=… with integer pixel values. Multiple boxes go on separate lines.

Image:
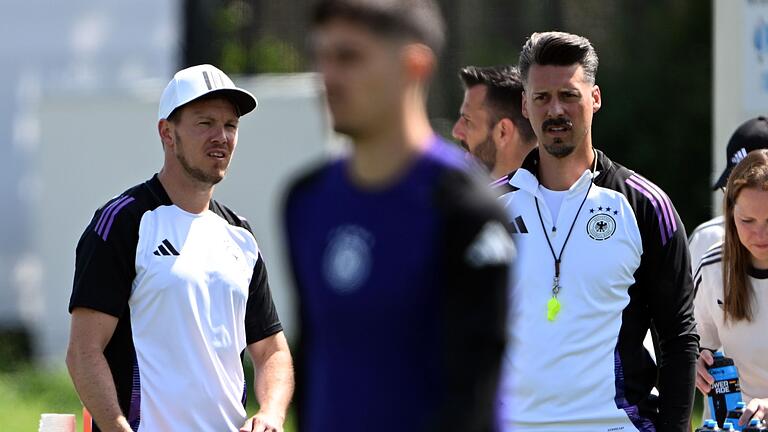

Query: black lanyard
left=533, top=152, right=597, bottom=321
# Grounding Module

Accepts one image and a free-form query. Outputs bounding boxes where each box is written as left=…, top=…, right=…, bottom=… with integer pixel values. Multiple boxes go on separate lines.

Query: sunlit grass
left=0, top=366, right=83, bottom=431
left=0, top=362, right=296, bottom=432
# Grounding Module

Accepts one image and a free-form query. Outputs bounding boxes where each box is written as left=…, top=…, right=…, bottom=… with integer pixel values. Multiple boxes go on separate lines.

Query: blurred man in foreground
left=283, top=1, right=513, bottom=430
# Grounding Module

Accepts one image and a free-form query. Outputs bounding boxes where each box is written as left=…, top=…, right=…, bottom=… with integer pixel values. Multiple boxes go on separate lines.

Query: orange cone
left=83, top=407, right=92, bottom=432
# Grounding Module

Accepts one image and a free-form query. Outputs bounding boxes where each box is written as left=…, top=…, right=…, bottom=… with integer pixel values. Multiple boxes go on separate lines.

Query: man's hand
left=695, top=349, right=715, bottom=395
left=239, top=412, right=284, bottom=432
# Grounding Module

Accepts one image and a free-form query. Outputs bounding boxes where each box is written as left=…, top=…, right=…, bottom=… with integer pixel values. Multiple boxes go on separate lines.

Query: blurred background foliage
left=185, top=0, right=713, bottom=232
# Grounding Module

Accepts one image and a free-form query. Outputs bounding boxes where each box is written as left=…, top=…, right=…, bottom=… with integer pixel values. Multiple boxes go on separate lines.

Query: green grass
left=0, top=366, right=84, bottom=431
left=0, top=364, right=296, bottom=431
left=692, top=393, right=704, bottom=429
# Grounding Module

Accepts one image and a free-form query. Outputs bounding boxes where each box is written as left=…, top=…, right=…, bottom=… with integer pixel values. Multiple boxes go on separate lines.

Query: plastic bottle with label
left=708, top=352, right=743, bottom=427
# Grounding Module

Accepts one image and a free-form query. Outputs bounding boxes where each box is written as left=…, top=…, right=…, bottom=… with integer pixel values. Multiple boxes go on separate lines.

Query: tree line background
left=183, top=0, right=713, bottom=232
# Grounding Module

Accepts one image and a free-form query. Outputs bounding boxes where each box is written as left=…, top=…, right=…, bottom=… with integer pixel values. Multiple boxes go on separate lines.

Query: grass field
left=0, top=364, right=701, bottom=431
left=0, top=366, right=83, bottom=431
left=0, top=363, right=296, bottom=431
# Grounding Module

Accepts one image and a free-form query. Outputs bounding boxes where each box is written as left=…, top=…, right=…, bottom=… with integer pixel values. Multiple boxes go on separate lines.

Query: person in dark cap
left=689, top=116, right=768, bottom=269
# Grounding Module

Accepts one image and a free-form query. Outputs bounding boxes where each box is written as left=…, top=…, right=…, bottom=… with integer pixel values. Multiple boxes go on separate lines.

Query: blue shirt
left=284, top=137, right=513, bottom=432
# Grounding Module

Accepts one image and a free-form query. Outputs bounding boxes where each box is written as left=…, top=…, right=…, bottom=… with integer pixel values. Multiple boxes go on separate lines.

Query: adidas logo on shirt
left=153, top=239, right=180, bottom=256
left=509, top=215, right=529, bottom=234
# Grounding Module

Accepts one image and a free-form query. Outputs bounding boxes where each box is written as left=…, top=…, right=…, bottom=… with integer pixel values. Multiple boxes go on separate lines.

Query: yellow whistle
left=547, top=296, right=561, bottom=322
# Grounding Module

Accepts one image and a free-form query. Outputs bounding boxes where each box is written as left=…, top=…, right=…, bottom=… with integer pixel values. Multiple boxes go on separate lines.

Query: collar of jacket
left=509, top=147, right=612, bottom=197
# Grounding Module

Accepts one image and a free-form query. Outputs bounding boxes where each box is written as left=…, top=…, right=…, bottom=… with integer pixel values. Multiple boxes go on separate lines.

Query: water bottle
left=708, top=352, right=743, bottom=427
left=744, top=418, right=768, bottom=432
left=725, top=401, right=747, bottom=431
left=696, top=419, right=721, bottom=431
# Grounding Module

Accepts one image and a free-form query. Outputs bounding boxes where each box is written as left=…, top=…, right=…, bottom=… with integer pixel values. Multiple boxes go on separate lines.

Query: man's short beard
left=175, top=131, right=224, bottom=185
left=543, top=138, right=576, bottom=159
left=473, top=135, right=497, bottom=172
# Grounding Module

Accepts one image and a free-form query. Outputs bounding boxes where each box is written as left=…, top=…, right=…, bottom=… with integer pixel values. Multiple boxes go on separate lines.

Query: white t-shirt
left=537, top=184, right=569, bottom=223
left=689, top=216, right=725, bottom=272
left=70, top=176, right=283, bottom=432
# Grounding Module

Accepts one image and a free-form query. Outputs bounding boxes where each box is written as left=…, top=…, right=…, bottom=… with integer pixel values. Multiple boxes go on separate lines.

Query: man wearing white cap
left=66, top=64, right=294, bottom=432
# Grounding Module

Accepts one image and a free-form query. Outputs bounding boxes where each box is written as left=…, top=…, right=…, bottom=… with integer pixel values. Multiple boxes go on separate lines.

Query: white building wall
left=0, top=0, right=179, bottom=360
left=713, top=0, right=768, bottom=211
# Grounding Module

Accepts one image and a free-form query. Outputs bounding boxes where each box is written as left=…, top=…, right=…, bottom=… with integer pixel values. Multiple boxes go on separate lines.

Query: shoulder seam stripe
left=694, top=273, right=703, bottom=294
left=699, top=253, right=723, bottom=265
left=625, top=175, right=676, bottom=245
left=97, top=196, right=135, bottom=240
left=625, top=176, right=668, bottom=244
left=95, top=196, right=128, bottom=235
left=700, top=245, right=724, bottom=261
left=693, top=255, right=722, bottom=281
left=629, top=174, right=677, bottom=236
left=699, top=256, right=722, bottom=267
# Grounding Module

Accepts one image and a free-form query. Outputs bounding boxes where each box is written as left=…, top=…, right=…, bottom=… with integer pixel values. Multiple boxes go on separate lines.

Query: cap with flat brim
left=712, top=167, right=731, bottom=190
left=158, top=64, right=257, bottom=121
left=712, top=116, right=768, bottom=190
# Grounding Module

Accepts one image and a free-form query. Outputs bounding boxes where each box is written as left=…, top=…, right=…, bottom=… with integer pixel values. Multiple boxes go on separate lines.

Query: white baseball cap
left=157, top=64, right=258, bottom=121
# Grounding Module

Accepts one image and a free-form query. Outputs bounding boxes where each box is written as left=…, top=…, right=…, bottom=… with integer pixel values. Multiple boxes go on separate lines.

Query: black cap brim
left=712, top=167, right=731, bottom=190
left=207, top=88, right=257, bottom=117
left=169, top=88, right=257, bottom=120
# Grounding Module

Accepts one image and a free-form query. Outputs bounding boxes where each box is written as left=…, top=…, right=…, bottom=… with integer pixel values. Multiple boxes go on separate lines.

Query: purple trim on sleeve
left=95, top=196, right=128, bottom=236
left=630, top=174, right=677, bottom=233
left=100, top=197, right=135, bottom=241
left=128, top=357, right=141, bottom=431
left=625, top=175, right=677, bottom=246
left=614, top=348, right=656, bottom=432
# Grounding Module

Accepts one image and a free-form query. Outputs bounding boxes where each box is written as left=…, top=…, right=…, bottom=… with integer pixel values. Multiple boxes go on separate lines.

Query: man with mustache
left=451, top=65, right=537, bottom=190
left=66, top=64, right=294, bottom=432
left=496, top=32, right=698, bottom=431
